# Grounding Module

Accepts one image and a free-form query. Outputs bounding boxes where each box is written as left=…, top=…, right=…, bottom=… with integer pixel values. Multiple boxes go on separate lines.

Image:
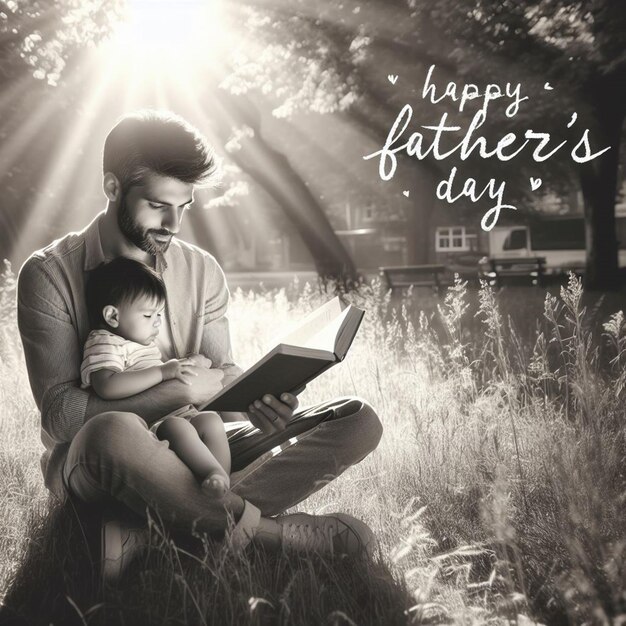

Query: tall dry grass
left=0, top=264, right=624, bottom=625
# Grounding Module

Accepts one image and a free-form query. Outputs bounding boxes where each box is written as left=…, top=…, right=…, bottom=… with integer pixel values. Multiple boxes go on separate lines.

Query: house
left=331, top=188, right=602, bottom=275
left=332, top=200, right=491, bottom=272
left=202, top=180, right=626, bottom=275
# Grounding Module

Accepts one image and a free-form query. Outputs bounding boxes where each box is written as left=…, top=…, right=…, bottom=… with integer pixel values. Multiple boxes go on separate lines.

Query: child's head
left=86, top=257, right=166, bottom=345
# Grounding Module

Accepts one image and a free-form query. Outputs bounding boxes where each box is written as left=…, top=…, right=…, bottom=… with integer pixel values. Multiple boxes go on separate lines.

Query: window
left=436, top=226, right=477, bottom=251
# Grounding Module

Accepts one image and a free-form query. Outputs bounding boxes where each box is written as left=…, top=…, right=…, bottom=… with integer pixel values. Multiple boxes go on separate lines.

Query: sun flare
left=107, top=0, right=229, bottom=67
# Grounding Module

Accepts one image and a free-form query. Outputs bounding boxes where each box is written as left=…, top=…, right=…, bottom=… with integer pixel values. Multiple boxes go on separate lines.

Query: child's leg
left=156, top=416, right=229, bottom=497
left=189, top=411, right=231, bottom=475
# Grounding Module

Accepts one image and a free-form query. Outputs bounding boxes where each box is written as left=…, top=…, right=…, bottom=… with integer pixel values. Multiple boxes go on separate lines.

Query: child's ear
left=102, top=305, right=120, bottom=328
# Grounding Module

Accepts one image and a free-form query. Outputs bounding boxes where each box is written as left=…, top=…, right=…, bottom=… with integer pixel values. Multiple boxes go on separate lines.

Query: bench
left=486, top=257, right=546, bottom=287
left=379, top=264, right=447, bottom=294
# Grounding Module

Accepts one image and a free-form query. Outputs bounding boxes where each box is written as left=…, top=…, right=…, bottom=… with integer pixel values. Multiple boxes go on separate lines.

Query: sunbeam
left=13, top=52, right=119, bottom=261
left=106, top=0, right=231, bottom=73
left=3, top=0, right=352, bottom=268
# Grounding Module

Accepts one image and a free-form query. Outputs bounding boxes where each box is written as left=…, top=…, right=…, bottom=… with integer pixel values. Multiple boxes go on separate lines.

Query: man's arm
left=17, top=258, right=218, bottom=441
left=197, top=255, right=299, bottom=431
left=196, top=255, right=245, bottom=422
left=85, top=376, right=218, bottom=426
left=197, top=262, right=243, bottom=385
left=90, top=359, right=197, bottom=400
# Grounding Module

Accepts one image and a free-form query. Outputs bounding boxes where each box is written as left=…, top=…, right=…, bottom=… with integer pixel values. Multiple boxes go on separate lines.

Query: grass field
left=0, top=261, right=624, bottom=625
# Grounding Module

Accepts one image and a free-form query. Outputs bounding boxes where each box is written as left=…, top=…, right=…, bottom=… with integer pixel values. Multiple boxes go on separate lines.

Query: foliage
left=0, top=0, right=122, bottom=84
left=2, top=1, right=626, bottom=282
left=219, top=1, right=624, bottom=194
left=219, top=8, right=366, bottom=119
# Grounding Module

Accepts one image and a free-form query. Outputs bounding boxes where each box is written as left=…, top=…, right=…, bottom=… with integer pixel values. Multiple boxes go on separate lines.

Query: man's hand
left=247, top=393, right=299, bottom=434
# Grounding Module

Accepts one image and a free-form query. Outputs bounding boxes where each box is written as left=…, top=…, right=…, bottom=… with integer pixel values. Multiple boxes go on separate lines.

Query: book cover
left=204, top=297, right=364, bottom=411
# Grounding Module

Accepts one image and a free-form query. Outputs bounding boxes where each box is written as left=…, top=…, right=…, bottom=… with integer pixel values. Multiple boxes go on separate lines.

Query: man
left=17, top=110, right=383, bottom=580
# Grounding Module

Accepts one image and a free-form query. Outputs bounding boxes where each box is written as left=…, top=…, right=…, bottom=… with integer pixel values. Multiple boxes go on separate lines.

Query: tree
left=0, top=0, right=359, bottom=281
left=0, top=0, right=120, bottom=84
left=0, top=1, right=122, bottom=262
left=206, top=91, right=358, bottom=281
left=3, top=1, right=625, bottom=287
left=412, top=1, right=626, bottom=290
left=221, top=0, right=626, bottom=289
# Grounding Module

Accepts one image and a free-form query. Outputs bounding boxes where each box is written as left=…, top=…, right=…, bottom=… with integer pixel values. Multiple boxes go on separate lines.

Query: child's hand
left=161, top=358, right=198, bottom=385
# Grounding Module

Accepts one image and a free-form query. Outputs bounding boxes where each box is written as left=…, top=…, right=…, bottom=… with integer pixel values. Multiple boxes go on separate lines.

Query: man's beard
left=118, top=194, right=173, bottom=255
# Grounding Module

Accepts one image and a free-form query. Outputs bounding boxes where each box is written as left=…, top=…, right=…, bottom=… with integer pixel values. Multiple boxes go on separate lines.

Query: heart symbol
left=530, top=177, right=542, bottom=191
left=403, top=190, right=409, bottom=197
left=544, top=82, right=553, bottom=90
left=388, top=74, right=398, bottom=85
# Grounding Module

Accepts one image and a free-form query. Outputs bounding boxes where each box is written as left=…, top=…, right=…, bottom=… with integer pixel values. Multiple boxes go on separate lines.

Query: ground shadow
left=1, top=500, right=415, bottom=626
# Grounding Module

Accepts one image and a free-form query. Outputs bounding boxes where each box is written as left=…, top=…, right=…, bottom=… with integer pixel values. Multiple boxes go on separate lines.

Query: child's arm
left=91, top=359, right=198, bottom=400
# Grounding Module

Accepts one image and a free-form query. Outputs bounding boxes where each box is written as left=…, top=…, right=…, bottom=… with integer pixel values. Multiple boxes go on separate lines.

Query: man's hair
left=103, top=110, right=218, bottom=192
left=86, top=257, right=166, bottom=329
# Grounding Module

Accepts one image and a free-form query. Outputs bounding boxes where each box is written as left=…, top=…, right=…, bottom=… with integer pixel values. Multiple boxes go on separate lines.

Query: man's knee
left=335, top=396, right=383, bottom=455
left=75, top=411, right=148, bottom=460
left=355, top=398, right=383, bottom=453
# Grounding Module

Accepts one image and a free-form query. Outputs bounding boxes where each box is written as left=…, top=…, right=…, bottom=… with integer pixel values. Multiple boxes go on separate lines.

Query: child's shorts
left=149, top=404, right=200, bottom=435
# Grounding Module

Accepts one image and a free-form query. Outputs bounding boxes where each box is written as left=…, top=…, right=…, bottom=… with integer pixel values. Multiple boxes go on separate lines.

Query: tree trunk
left=214, top=94, right=358, bottom=284
left=581, top=104, right=624, bottom=291
left=229, top=145, right=358, bottom=283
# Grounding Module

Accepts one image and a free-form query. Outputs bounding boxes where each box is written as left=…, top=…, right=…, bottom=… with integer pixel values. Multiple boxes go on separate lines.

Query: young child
left=81, top=256, right=231, bottom=497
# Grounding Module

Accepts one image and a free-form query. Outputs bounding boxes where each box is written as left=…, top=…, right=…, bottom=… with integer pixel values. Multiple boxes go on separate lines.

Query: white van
left=480, top=215, right=626, bottom=277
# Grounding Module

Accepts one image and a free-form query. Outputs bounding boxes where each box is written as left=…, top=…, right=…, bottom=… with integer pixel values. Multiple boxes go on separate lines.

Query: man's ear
left=102, top=305, right=120, bottom=328
left=103, top=172, right=122, bottom=202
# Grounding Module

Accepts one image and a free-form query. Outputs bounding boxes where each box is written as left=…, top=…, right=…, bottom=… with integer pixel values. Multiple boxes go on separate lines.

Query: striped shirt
left=80, top=330, right=164, bottom=388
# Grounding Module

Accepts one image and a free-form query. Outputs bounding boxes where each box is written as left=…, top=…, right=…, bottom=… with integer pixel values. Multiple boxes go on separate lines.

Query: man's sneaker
left=276, top=513, right=377, bottom=559
left=101, top=518, right=149, bottom=585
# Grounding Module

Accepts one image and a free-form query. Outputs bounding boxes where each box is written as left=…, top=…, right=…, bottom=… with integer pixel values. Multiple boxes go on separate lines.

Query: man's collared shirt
left=17, top=212, right=242, bottom=500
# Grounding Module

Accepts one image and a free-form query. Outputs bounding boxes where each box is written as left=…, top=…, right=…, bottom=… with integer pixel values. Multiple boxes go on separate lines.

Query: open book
left=204, top=297, right=364, bottom=411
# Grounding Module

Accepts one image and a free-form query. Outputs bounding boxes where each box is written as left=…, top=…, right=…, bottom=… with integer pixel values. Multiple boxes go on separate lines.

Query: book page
left=275, top=297, right=344, bottom=349
left=297, top=305, right=351, bottom=352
